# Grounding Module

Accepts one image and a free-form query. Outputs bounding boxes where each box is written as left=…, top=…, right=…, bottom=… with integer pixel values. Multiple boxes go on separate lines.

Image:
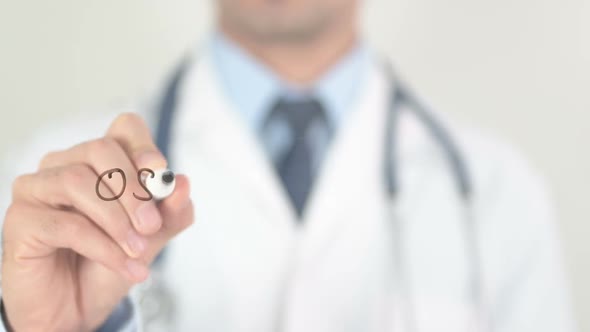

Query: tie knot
left=262, top=95, right=332, bottom=218
left=268, top=97, right=327, bottom=137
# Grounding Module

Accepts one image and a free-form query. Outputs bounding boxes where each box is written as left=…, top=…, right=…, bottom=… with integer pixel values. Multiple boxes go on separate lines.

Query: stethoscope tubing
left=147, top=56, right=490, bottom=332
left=383, top=60, right=490, bottom=332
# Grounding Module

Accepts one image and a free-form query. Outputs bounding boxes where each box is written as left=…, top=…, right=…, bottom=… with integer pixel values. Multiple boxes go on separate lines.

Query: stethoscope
left=136, top=57, right=491, bottom=332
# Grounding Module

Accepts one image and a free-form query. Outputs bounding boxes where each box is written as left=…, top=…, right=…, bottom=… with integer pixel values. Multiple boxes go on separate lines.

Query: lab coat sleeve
left=471, top=139, right=577, bottom=332
left=0, top=297, right=139, bottom=332
left=95, top=297, right=141, bottom=332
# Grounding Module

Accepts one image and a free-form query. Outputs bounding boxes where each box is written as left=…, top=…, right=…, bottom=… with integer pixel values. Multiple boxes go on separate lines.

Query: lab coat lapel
left=281, top=60, right=473, bottom=332
left=280, top=59, right=397, bottom=332
left=168, top=50, right=472, bottom=331
left=175, top=50, right=296, bottom=230
left=296, top=60, right=391, bottom=262
left=162, top=50, right=299, bottom=331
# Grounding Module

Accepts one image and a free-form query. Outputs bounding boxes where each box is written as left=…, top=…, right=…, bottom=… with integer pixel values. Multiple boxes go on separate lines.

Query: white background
left=0, top=0, right=588, bottom=329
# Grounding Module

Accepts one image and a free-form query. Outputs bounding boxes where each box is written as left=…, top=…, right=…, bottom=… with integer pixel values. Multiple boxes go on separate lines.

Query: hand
left=1, top=113, right=194, bottom=332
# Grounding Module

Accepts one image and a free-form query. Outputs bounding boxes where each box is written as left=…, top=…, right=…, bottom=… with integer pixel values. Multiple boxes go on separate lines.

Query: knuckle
left=88, top=137, right=120, bottom=156
left=2, top=205, right=21, bottom=253
left=60, top=216, right=83, bottom=238
left=3, top=203, right=17, bottom=222
left=113, top=112, right=144, bottom=130
left=62, top=164, right=91, bottom=188
left=3, top=203, right=23, bottom=232
left=38, top=150, right=61, bottom=169
left=2, top=203, right=37, bottom=261
left=11, top=173, right=30, bottom=196
left=40, top=213, right=61, bottom=237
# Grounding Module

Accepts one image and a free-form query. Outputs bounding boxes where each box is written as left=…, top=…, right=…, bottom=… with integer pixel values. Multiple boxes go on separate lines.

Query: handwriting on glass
left=95, top=168, right=155, bottom=201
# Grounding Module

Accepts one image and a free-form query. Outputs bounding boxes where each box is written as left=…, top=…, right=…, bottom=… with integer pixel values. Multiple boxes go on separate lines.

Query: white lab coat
left=0, top=46, right=575, bottom=332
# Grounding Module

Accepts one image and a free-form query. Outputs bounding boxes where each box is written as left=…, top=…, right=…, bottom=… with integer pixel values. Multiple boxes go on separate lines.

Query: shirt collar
left=209, top=32, right=369, bottom=132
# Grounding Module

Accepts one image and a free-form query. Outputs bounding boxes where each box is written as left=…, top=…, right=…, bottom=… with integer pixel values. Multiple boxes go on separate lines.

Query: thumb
left=79, top=175, right=192, bottom=312
left=145, top=174, right=194, bottom=263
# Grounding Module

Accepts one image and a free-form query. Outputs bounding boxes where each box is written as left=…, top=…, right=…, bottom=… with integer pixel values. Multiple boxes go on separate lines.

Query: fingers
left=38, top=137, right=163, bottom=235
left=105, top=113, right=167, bottom=170
left=159, top=175, right=193, bottom=235
left=29, top=112, right=192, bottom=267
left=11, top=165, right=147, bottom=258
left=3, top=203, right=149, bottom=283
left=8, top=171, right=194, bottom=280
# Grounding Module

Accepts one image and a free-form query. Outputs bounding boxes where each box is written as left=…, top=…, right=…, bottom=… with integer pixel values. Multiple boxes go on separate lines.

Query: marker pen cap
left=145, top=169, right=176, bottom=200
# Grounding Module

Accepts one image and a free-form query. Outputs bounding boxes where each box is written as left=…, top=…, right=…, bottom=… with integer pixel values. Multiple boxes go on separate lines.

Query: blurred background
left=0, top=0, right=588, bottom=328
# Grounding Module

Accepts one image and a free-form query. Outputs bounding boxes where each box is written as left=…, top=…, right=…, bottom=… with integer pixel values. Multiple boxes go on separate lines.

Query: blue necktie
left=265, top=97, right=329, bottom=218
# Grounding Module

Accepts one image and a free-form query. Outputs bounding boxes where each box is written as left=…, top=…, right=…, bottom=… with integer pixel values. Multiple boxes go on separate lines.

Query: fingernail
left=136, top=151, right=166, bottom=169
left=126, top=259, right=149, bottom=280
left=126, top=230, right=146, bottom=257
left=135, top=202, right=162, bottom=234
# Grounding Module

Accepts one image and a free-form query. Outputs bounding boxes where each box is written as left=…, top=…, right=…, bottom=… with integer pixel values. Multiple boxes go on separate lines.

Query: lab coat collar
left=174, top=47, right=298, bottom=230
left=209, top=32, right=370, bottom=134
left=171, top=46, right=431, bottom=240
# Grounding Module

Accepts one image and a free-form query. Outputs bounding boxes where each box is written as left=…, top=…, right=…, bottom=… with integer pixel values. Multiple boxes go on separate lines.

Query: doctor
left=0, top=0, right=575, bottom=331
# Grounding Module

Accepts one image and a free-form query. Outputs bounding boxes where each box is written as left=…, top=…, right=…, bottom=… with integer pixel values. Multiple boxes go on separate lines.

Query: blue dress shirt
left=210, top=33, right=370, bottom=174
